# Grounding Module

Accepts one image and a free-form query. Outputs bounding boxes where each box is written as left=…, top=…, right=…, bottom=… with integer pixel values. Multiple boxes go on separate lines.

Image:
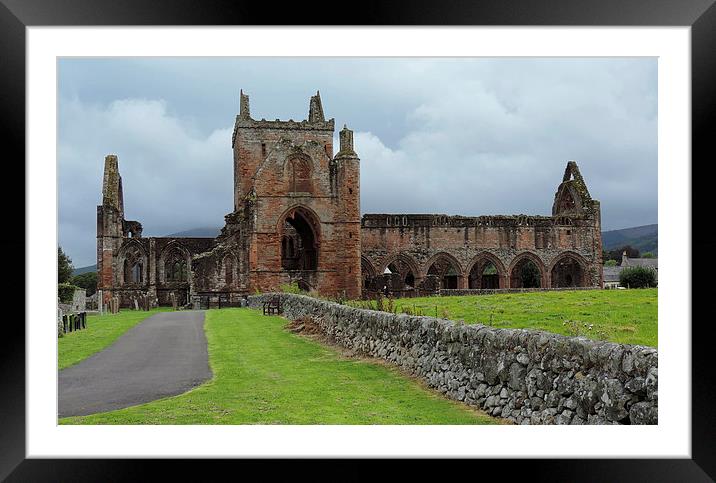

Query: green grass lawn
left=58, top=308, right=170, bottom=370
left=369, top=289, right=657, bottom=347
left=60, top=308, right=497, bottom=425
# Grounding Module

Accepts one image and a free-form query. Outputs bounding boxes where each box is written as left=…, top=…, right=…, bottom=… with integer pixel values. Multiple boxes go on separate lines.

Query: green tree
left=520, top=261, right=541, bottom=288
left=58, top=247, right=74, bottom=284
left=604, top=259, right=617, bottom=267
left=641, top=252, right=655, bottom=259
left=619, top=266, right=657, bottom=288
left=71, top=271, right=98, bottom=296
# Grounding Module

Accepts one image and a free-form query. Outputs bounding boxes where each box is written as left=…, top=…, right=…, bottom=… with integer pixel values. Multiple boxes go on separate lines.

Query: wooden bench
left=262, top=295, right=282, bottom=315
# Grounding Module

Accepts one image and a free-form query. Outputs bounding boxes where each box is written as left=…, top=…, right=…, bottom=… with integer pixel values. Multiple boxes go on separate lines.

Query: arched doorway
left=551, top=254, right=584, bottom=287
left=510, top=256, right=543, bottom=288
left=280, top=207, right=319, bottom=271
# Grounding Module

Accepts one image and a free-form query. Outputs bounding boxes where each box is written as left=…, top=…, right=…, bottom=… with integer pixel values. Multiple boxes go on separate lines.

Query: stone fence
left=438, top=286, right=602, bottom=297
left=247, top=293, right=657, bottom=425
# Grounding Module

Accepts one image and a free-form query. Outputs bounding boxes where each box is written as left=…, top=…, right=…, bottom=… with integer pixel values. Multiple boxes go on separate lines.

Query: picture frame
left=4, top=0, right=713, bottom=479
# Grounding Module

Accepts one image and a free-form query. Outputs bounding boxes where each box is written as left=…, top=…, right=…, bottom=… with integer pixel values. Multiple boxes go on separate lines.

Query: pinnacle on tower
left=338, top=124, right=356, bottom=156
left=102, top=154, right=123, bottom=212
left=308, top=90, right=325, bottom=123
left=240, top=89, right=251, bottom=119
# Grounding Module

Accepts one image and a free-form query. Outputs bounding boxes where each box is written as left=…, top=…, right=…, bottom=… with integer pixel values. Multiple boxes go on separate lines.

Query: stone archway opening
left=481, top=263, right=499, bottom=289
left=510, top=258, right=542, bottom=288
left=469, top=260, right=502, bottom=289
left=281, top=209, right=318, bottom=271
left=387, top=262, right=416, bottom=289
left=427, top=256, right=460, bottom=290
left=551, top=256, right=583, bottom=288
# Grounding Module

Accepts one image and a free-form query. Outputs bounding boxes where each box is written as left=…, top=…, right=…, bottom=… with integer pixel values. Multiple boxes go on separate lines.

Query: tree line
left=58, top=247, right=97, bottom=302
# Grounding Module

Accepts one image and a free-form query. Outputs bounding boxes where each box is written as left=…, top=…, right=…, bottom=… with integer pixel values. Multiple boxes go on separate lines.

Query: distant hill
left=165, top=227, right=221, bottom=238
left=601, top=224, right=658, bottom=255
left=72, top=264, right=97, bottom=276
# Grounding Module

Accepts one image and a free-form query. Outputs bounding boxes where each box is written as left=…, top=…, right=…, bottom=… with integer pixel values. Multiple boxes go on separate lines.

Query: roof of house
left=623, top=257, right=658, bottom=269
left=603, top=266, right=623, bottom=282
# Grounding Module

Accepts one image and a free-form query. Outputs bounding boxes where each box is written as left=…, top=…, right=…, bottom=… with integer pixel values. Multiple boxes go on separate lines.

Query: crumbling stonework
left=361, top=162, right=603, bottom=294
left=97, top=91, right=361, bottom=305
left=248, top=293, right=657, bottom=425
left=96, top=91, right=602, bottom=306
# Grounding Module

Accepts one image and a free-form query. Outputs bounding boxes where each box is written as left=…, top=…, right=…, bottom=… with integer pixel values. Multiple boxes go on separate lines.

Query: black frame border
left=4, top=0, right=714, bottom=480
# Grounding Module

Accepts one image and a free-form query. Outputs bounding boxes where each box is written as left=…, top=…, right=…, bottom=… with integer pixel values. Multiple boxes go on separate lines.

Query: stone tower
left=230, top=90, right=361, bottom=298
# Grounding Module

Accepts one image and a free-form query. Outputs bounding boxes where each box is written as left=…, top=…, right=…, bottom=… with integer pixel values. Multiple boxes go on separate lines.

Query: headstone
left=57, top=306, right=64, bottom=337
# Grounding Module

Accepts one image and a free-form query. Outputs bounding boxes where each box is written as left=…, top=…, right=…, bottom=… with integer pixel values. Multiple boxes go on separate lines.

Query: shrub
left=280, top=282, right=303, bottom=294
left=58, top=283, right=81, bottom=304
left=619, top=266, right=657, bottom=288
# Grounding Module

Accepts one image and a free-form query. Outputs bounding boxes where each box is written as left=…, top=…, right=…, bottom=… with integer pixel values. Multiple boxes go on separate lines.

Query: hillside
left=165, top=227, right=221, bottom=238
left=601, top=224, right=658, bottom=254
left=72, top=264, right=97, bottom=276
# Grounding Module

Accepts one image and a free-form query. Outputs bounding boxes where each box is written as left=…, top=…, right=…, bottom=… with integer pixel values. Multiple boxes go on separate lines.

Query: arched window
left=121, top=243, right=146, bottom=285
left=132, top=262, right=143, bottom=283
left=163, top=248, right=188, bottom=283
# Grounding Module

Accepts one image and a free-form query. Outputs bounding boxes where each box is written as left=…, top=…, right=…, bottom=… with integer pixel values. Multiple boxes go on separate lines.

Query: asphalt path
left=59, top=310, right=211, bottom=418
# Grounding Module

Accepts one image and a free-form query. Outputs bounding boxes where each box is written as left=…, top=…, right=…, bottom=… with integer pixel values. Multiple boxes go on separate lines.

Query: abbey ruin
left=96, top=91, right=603, bottom=308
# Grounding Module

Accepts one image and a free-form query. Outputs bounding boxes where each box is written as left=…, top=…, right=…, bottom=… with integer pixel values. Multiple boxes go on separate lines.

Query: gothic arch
left=548, top=251, right=589, bottom=288
left=553, top=183, right=584, bottom=216
left=117, top=239, right=148, bottom=286
left=508, top=251, right=548, bottom=288
left=380, top=252, right=421, bottom=288
left=159, top=241, right=191, bottom=284
left=466, top=252, right=507, bottom=289
left=424, top=252, right=464, bottom=290
left=277, top=205, right=321, bottom=271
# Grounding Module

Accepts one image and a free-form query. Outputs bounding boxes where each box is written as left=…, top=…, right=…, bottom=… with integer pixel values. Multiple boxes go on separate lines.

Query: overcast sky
left=58, top=57, right=657, bottom=267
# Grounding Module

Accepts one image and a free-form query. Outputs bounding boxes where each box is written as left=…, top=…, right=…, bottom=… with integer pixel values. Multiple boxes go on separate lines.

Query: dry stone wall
left=248, top=293, right=657, bottom=425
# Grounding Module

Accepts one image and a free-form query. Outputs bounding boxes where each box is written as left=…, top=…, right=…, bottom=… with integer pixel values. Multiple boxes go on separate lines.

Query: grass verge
left=60, top=308, right=498, bottom=424
left=356, top=289, right=657, bottom=347
left=58, top=308, right=170, bottom=370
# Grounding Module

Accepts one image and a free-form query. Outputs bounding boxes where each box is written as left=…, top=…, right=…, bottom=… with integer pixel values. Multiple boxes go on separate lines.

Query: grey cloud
left=59, top=57, right=656, bottom=267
